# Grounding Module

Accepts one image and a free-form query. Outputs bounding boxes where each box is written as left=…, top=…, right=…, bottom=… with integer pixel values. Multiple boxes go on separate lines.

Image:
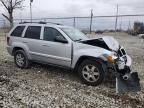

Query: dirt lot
left=0, top=33, right=144, bottom=108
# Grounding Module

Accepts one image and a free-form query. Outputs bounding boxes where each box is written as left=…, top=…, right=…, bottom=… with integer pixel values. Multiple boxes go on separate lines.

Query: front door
left=40, top=27, right=72, bottom=67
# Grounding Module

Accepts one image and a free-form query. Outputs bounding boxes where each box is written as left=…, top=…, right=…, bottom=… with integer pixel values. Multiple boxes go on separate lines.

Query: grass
left=0, top=29, right=9, bottom=36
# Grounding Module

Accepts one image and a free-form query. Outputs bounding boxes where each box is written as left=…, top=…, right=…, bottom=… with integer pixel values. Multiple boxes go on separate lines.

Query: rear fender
left=12, top=42, right=32, bottom=59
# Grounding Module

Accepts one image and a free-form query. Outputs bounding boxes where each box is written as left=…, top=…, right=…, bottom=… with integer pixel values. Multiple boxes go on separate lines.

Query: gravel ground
left=0, top=33, right=144, bottom=108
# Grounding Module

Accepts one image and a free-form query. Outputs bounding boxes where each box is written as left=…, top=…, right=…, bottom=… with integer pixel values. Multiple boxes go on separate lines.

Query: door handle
left=42, top=44, right=50, bottom=47
left=23, top=41, right=28, bottom=43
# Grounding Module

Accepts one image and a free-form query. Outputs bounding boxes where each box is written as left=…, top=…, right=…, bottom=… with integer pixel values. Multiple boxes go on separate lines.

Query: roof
left=18, top=22, right=72, bottom=28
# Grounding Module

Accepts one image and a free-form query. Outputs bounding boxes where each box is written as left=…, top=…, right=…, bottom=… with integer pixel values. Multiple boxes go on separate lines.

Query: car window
left=61, top=27, right=88, bottom=41
left=24, top=26, right=41, bottom=39
left=44, top=27, right=65, bottom=42
left=11, top=26, right=25, bottom=37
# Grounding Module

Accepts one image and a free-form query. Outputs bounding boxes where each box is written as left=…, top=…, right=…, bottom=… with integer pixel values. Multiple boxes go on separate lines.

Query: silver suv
left=7, top=22, right=132, bottom=86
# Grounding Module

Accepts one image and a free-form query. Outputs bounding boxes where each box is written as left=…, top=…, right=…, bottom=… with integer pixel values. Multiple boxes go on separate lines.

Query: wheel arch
left=12, top=47, right=24, bottom=55
left=12, top=46, right=31, bottom=60
left=74, top=56, right=107, bottom=73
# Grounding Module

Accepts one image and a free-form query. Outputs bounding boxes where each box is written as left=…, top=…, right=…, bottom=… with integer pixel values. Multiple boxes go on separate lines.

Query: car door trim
left=30, top=51, right=71, bottom=62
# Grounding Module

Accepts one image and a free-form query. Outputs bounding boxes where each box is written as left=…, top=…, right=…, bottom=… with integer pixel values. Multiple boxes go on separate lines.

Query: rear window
left=11, top=26, right=25, bottom=37
left=24, top=26, right=41, bottom=39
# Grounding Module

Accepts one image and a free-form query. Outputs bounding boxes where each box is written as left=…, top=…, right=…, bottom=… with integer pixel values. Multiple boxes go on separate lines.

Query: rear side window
left=24, top=26, right=41, bottom=39
left=11, top=26, right=25, bottom=37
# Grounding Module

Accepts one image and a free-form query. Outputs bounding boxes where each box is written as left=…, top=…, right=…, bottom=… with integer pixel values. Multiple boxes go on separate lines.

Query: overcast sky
left=0, top=0, right=144, bottom=30
left=0, top=0, right=144, bottom=19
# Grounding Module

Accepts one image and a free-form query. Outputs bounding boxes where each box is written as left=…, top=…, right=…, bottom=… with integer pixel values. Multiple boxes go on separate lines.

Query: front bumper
left=115, top=56, right=141, bottom=94
left=116, top=54, right=132, bottom=71
left=125, top=55, right=132, bottom=67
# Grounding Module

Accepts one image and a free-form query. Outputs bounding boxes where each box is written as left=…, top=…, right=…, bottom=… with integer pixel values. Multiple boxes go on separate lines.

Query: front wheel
left=78, top=59, right=105, bottom=86
left=14, top=50, right=31, bottom=69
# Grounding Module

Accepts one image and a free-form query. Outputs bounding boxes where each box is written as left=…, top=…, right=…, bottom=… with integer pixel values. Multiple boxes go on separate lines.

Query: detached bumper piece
left=115, top=55, right=141, bottom=94
left=116, top=72, right=141, bottom=94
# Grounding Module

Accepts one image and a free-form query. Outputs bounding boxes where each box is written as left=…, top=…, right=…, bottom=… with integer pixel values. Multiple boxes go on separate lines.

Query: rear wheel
left=14, top=50, right=31, bottom=69
left=78, top=59, right=105, bottom=86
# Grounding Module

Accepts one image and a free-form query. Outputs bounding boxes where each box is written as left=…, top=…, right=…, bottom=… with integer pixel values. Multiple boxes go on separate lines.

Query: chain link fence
left=0, top=14, right=143, bottom=46
left=0, top=14, right=144, bottom=36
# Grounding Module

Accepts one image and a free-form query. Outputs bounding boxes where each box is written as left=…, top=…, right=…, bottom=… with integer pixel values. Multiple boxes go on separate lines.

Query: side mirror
left=55, top=36, right=68, bottom=43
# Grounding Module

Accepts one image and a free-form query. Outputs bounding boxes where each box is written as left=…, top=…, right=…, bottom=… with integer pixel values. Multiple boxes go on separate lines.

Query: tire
left=14, top=50, right=31, bottom=69
left=78, top=59, right=105, bottom=86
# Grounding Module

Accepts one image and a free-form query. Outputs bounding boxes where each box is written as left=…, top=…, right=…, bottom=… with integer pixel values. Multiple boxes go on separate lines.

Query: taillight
left=7, top=37, right=10, bottom=45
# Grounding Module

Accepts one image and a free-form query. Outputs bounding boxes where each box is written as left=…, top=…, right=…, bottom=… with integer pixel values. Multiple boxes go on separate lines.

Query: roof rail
left=19, top=21, right=62, bottom=25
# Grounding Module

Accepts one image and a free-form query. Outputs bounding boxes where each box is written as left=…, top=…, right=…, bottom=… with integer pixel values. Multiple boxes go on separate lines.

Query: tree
left=0, top=0, right=25, bottom=27
left=133, top=22, right=144, bottom=34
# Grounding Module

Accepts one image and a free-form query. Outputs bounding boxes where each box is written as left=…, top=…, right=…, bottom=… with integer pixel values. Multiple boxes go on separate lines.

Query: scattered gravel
left=0, top=33, right=144, bottom=108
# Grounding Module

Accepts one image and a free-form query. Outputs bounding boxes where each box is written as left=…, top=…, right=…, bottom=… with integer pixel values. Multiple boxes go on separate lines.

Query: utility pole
left=20, top=12, right=22, bottom=23
left=30, top=0, right=33, bottom=23
left=119, top=17, right=122, bottom=31
left=90, top=9, right=93, bottom=34
left=115, top=4, right=119, bottom=35
left=73, top=17, right=76, bottom=27
left=128, top=20, right=131, bottom=32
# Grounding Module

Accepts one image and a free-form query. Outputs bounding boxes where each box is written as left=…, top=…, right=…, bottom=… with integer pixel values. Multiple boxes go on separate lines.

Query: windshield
left=61, top=27, right=88, bottom=41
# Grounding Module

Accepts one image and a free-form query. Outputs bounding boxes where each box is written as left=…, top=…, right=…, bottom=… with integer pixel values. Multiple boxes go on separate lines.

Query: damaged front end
left=113, top=47, right=141, bottom=94
left=81, top=36, right=141, bottom=93
left=109, top=47, right=141, bottom=94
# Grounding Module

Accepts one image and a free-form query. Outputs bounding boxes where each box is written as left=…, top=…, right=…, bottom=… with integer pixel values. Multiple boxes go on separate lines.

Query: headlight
left=106, top=55, right=117, bottom=63
left=103, top=54, right=118, bottom=63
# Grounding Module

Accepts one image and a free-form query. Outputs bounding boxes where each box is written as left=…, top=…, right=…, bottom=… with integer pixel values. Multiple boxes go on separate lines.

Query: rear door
left=22, top=26, right=44, bottom=60
left=40, top=27, right=72, bottom=67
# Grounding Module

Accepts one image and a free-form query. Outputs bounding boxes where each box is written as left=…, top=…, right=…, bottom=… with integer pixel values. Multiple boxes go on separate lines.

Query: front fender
left=72, top=48, right=112, bottom=69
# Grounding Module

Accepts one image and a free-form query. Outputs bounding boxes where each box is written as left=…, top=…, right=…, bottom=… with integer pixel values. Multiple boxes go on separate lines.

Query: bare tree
left=0, top=0, right=25, bottom=27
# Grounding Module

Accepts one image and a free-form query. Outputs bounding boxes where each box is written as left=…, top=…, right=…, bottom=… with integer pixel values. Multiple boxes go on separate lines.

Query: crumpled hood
left=81, top=36, right=120, bottom=51
left=102, top=36, right=120, bottom=51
